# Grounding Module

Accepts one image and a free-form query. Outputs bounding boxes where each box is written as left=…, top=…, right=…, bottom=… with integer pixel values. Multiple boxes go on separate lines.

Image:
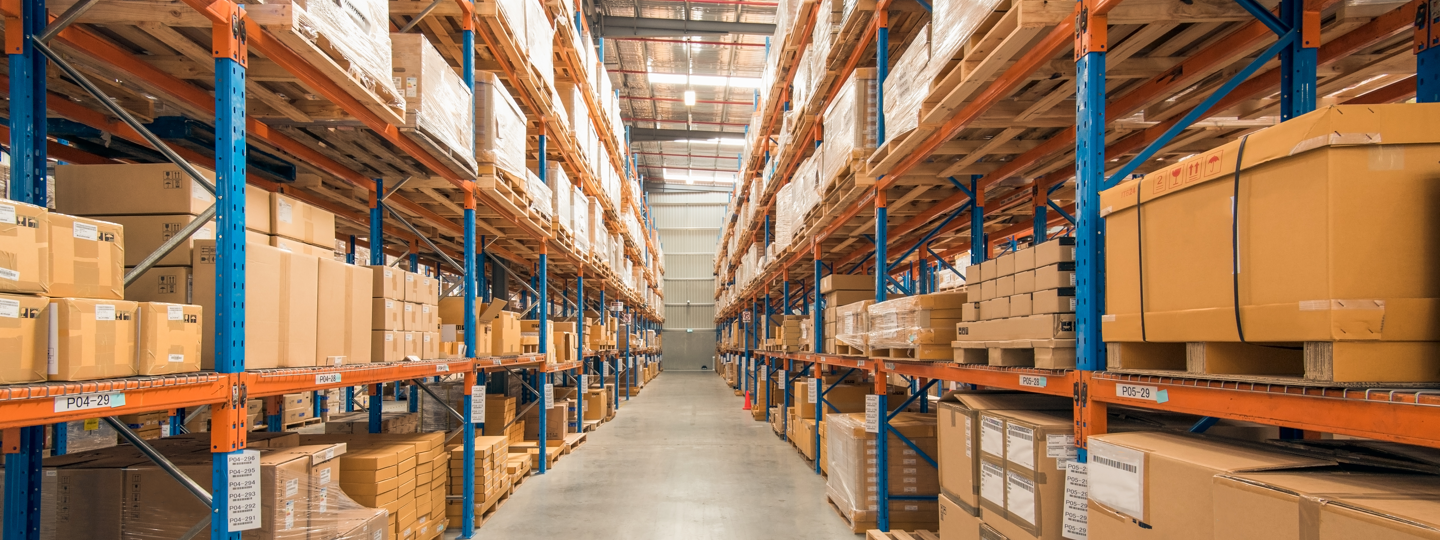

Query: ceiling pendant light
left=684, top=89, right=697, bottom=106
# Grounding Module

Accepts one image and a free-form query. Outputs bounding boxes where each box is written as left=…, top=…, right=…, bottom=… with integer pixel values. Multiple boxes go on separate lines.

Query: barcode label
left=1093, top=455, right=1137, bottom=473
left=1089, top=440, right=1145, bottom=521
left=316, top=373, right=342, bottom=384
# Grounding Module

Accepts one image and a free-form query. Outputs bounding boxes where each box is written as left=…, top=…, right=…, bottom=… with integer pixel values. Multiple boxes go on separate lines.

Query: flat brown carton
left=136, top=302, right=203, bottom=375
left=51, top=298, right=138, bottom=380
left=1087, top=431, right=1333, bottom=540
left=0, top=293, right=48, bottom=383
left=938, top=492, right=984, bottom=540
left=248, top=184, right=273, bottom=234
left=193, top=239, right=283, bottom=369
left=270, top=192, right=335, bottom=247
left=369, top=266, right=405, bottom=300
left=48, top=213, right=123, bottom=299
left=88, top=214, right=213, bottom=267
left=124, top=266, right=190, bottom=304
left=1014, top=270, right=1035, bottom=295
left=317, top=260, right=371, bottom=366
left=54, top=163, right=216, bottom=216
left=1213, top=471, right=1440, bottom=540
left=270, top=235, right=334, bottom=259
left=1032, top=288, right=1075, bottom=315
left=0, top=199, right=49, bottom=294
left=1033, top=263, right=1075, bottom=291
left=275, top=250, right=319, bottom=368
left=821, top=273, right=875, bottom=293
left=956, top=314, right=1077, bottom=343
left=996, top=253, right=1016, bottom=278
left=1015, top=246, right=1036, bottom=273
left=937, top=391, right=1072, bottom=514
left=1035, top=238, right=1074, bottom=267
left=372, top=331, right=402, bottom=362
left=1101, top=105, right=1440, bottom=358
left=1010, top=294, right=1033, bottom=317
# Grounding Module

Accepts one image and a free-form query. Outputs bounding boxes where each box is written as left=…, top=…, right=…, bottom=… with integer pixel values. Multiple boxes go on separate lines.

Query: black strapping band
left=1232, top=135, right=1250, bottom=343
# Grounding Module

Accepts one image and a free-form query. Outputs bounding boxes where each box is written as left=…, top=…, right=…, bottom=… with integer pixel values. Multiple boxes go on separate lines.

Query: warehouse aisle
left=472, top=371, right=858, bottom=539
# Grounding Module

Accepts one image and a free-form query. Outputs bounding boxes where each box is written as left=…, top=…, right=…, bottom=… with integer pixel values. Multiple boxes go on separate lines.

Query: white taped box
left=391, top=33, right=476, bottom=177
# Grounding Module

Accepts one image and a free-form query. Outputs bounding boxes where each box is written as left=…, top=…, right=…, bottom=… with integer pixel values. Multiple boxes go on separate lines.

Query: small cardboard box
left=1015, top=246, right=1036, bottom=273
left=372, top=331, right=403, bottom=362
left=1010, top=293, right=1033, bottom=317
left=403, top=271, right=423, bottom=303
left=1014, top=270, right=1035, bottom=295
left=422, top=332, right=439, bottom=359
left=491, top=310, right=521, bottom=356
left=136, top=302, right=203, bottom=375
left=368, top=266, right=405, bottom=300
left=49, top=213, right=123, bottom=300
left=980, top=297, right=1010, bottom=320
left=52, top=298, right=139, bottom=380
left=965, top=263, right=985, bottom=283
left=270, top=193, right=335, bottom=247
left=404, top=302, right=422, bottom=331
left=996, top=252, right=1016, bottom=277
left=0, top=293, right=48, bottom=383
left=124, top=266, right=191, bottom=304
left=1034, top=262, right=1076, bottom=291
left=1032, top=288, right=1075, bottom=314
left=420, top=303, right=437, bottom=331
left=936, top=391, right=1071, bottom=513
left=0, top=199, right=50, bottom=295
left=996, top=275, right=1015, bottom=298
left=55, top=163, right=215, bottom=216
left=403, top=331, right=421, bottom=358
left=373, top=298, right=404, bottom=331
left=994, top=409, right=1075, bottom=537
left=88, top=214, right=212, bottom=267
left=1035, top=238, right=1074, bottom=267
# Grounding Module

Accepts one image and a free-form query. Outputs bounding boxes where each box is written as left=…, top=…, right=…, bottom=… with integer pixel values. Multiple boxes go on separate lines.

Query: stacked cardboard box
left=952, top=241, right=1076, bottom=369
left=819, top=274, right=875, bottom=353
left=833, top=300, right=873, bottom=356
left=825, top=412, right=940, bottom=532
left=116, top=412, right=170, bottom=440
left=437, top=299, right=519, bottom=357
left=520, top=319, right=554, bottom=356
left=371, top=266, right=440, bottom=362
left=482, top=395, right=517, bottom=437
left=326, top=411, right=421, bottom=434
left=866, top=290, right=968, bottom=361
left=301, top=432, right=448, bottom=540
left=446, top=436, right=511, bottom=525
left=521, top=402, right=568, bottom=442
left=391, top=33, right=476, bottom=177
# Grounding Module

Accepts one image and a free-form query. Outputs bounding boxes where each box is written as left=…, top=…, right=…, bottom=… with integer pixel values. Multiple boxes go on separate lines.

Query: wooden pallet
left=282, top=417, right=323, bottom=430
left=563, top=432, right=587, bottom=453
left=867, top=530, right=940, bottom=540
left=399, top=122, right=479, bottom=180
left=1106, top=341, right=1440, bottom=386
left=834, top=343, right=869, bottom=357
left=476, top=484, right=512, bottom=526
left=953, top=339, right=1077, bottom=369
left=871, top=344, right=954, bottom=361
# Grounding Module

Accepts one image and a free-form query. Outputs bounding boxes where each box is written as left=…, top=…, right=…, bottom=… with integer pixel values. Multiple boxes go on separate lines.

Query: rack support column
left=1279, top=0, right=1318, bottom=120
left=1074, top=0, right=1110, bottom=457
left=538, top=245, right=549, bottom=474
left=210, top=11, right=248, bottom=540
left=1418, top=2, right=1439, bottom=103
left=6, top=0, right=45, bottom=205
left=970, top=175, right=985, bottom=263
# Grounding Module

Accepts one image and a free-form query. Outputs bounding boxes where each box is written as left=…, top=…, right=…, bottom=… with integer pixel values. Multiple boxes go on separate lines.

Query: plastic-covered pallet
left=475, top=72, right=527, bottom=179
left=821, top=71, right=879, bottom=191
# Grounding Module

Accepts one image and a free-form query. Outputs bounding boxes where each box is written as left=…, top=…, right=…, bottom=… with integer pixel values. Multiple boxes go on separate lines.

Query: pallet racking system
left=714, top=0, right=1439, bottom=531
left=0, top=0, right=665, bottom=537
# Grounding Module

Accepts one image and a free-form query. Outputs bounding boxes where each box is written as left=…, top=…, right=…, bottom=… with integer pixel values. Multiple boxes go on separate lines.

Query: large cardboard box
left=404, top=302, right=422, bottom=331
left=275, top=251, right=320, bottom=367
left=48, top=213, right=123, bottom=299
left=491, top=311, right=521, bottom=356
left=193, top=240, right=283, bottom=369
left=0, top=199, right=50, bottom=294
left=0, top=293, right=48, bottom=383
left=270, top=235, right=333, bottom=259
left=51, top=298, right=138, bottom=380
left=1087, top=431, right=1332, bottom=540
left=369, top=265, right=405, bottom=300
left=1212, top=471, right=1440, bottom=540
left=124, top=266, right=191, bottom=304
left=937, top=392, right=1072, bottom=514
left=403, top=331, right=421, bottom=358
left=938, top=492, right=984, bottom=540
left=990, top=409, right=1074, bottom=538
left=270, top=193, right=335, bottom=247
left=1102, top=104, right=1440, bottom=351
left=54, top=163, right=215, bottom=216
left=88, top=214, right=213, bottom=267
left=522, top=402, right=568, bottom=442
left=317, top=259, right=371, bottom=366
left=820, top=274, right=874, bottom=293
left=403, top=271, right=423, bottom=303
left=136, top=302, right=203, bottom=375
left=956, top=314, right=1077, bottom=343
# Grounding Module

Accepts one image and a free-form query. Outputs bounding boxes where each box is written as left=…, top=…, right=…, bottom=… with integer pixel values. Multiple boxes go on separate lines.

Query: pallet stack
left=445, top=435, right=511, bottom=528
left=867, top=290, right=968, bottom=361
left=951, top=239, right=1077, bottom=369
left=821, top=274, right=877, bottom=353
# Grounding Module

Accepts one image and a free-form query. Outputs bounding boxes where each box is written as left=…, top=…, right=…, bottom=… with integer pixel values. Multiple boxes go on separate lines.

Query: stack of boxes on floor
left=826, top=409, right=941, bottom=532
left=328, top=411, right=421, bottom=434
left=518, top=394, right=569, bottom=469
left=446, top=436, right=512, bottom=524
left=1, top=164, right=207, bottom=385
left=301, top=432, right=450, bottom=540
left=952, top=240, right=1077, bottom=369
left=371, top=265, right=441, bottom=361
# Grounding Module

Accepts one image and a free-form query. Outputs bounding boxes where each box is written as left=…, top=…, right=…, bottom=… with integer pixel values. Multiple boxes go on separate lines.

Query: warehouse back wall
left=653, top=191, right=728, bottom=369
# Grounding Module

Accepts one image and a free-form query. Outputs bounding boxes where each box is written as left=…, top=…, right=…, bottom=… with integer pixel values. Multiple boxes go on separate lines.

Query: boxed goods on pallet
left=867, top=290, right=968, bottom=360
left=251, top=0, right=403, bottom=120
left=475, top=72, right=527, bottom=179
left=955, top=240, right=1076, bottom=368
left=833, top=300, right=873, bottom=356
left=546, top=162, right=571, bottom=235
left=526, top=169, right=552, bottom=219
left=571, top=186, right=589, bottom=251
left=820, top=70, right=878, bottom=190
left=936, top=391, right=1072, bottom=516
left=391, top=33, right=476, bottom=175
left=328, top=411, right=420, bottom=434
left=446, top=436, right=511, bottom=526
left=826, top=412, right=940, bottom=532
left=1213, top=471, right=1440, bottom=540
left=301, top=432, right=450, bottom=540
left=1101, top=104, right=1440, bottom=382
left=972, top=409, right=1076, bottom=538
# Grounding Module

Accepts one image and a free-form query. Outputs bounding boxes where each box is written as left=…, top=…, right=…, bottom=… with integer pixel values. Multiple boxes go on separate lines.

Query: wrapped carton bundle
left=391, top=33, right=476, bottom=173
left=866, top=290, right=968, bottom=360
left=882, top=0, right=1009, bottom=146
left=475, top=72, right=528, bottom=179
left=571, top=186, right=589, bottom=251
left=328, top=411, right=420, bottom=434
left=1101, top=104, right=1440, bottom=382
left=526, top=169, right=552, bottom=219
left=445, top=436, right=512, bottom=524
left=833, top=300, right=873, bottom=355
left=253, top=0, right=403, bottom=117
left=819, top=70, right=879, bottom=191
left=546, top=162, right=572, bottom=234
left=299, top=432, right=449, bottom=540
left=825, top=412, right=940, bottom=532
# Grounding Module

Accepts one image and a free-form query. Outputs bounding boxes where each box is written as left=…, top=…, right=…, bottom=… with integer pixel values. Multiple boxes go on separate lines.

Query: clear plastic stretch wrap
left=571, top=185, right=589, bottom=250
left=587, top=196, right=602, bottom=247
left=40, top=441, right=393, bottom=540
left=930, top=0, right=1008, bottom=77
left=773, top=182, right=794, bottom=252
left=792, top=44, right=816, bottom=113
left=283, top=0, right=400, bottom=112
left=527, top=169, right=553, bottom=218
left=825, top=412, right=941, bottom=526
left=555, top=82, right=586, bottom=136
left=813, top=0, right=840, bottom=62
left=820, top=72, right=879, bottom=189
left=475, top=72, right=527, bottom=178
left=834, top=300, right=873, bottom=350
left=62, top=419, right=119, bottom=453
left=392, top=34, right=475, bottom=160
left=883, top=24, right=930, bottom=145
left=547, top=162, right=571, bottom=230
left=793, top=153, right=820, bottom=218
left=824, top=413, right=875, bottom=522
left=866, top=291, right=968, bottom=348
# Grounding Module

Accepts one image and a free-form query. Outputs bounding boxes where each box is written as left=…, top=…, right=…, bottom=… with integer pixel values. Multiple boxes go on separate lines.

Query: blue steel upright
left=369, top=178, right=385, bottom=434
left=210, top=18, right=248, bottom=539
left=461, top=19, right=478, bottom=530
left=538, top=248, right=550, bottom=473
left=1278, top=0, right=1317, bottom=120
left=1422, top=6, right=1440, bottom=103
left=7, top=0, right=45, bottom=205
left=1075, top=31, right=1106, bottom=374
left=970, top=175, right=985, bottom=263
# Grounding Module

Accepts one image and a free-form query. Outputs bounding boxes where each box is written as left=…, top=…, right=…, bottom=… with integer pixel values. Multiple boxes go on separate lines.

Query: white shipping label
left=168, top=305, right=184, bottom=321
left=808, top=378, right=819, bottom=404
left=405, top=76, right=418, bottom=97
left=226, top=450, right=262, bottom=532
left=0, top=203, right=14, bottom=224
left=864, top=395, right=880, bottom=433
left=1116, top=383, right=1168, bottom=403
left=1070, top=298, right=1078, bottom=311
left=777, top=370, right=786, bottom=387
left=965, top=416, right=973, bottom=458
left=319, top=468, right=332, bottom=486
left=1063, top=462, right=1089, bottom=540
left=192, top=180, right=213, bottom=202
left=470, top=385, right=485, bottom=418
left=1008, top=471, right=1038, bottom=526
left=318, top=486, right=329, bottom=513
left=283, top=500, right=295, bottom=530
left=160, top=424, right=170, bottom=438
left=981, top=416, right=1005, bottom=457
left=168, top=354, right=185, bottom=363
left=94, top=304, right=116, bottom=321
left=284, top=478, right=299, bottom=497
left=1007, top=424, right=1036, bottom=470
left=0, top=268, right=17, bottom=282
left=579, top=375, right=588, bottom=389
left=277, top=199, right=294, bottom=223
left=980, top=461, right=1005, bottom=507
left=0, top=298, right=18, bottom=318
left=73, top=221, right=98, bottom=241
left=1089, top=440, right=1146, bottom=521
left=544, top=383, right=555, bottom=408
left=1048, top=434, right=1078, bottom=468
left=54, top=392, right=127, bottom=413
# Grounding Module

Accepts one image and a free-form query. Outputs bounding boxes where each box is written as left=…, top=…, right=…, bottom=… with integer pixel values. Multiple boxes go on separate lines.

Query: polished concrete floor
left=472, top=370, right=859, bottom=539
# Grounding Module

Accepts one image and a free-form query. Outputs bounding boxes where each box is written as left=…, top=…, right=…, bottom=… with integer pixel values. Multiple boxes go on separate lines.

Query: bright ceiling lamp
left=644, top=72, right=763, bottom=88
left=684, top=90, right=697, bottom=106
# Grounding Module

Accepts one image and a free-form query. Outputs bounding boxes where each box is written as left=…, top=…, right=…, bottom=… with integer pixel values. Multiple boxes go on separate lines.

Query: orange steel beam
left=243, top=359, right=475, bottom=397
left=1343, top=75, right=1417, bottom=103
left=0, top=375, right=231, bottom=430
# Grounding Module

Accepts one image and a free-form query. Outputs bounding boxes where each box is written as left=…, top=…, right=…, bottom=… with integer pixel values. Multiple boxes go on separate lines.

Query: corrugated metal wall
left=654, top=192, right=726, bottom=370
